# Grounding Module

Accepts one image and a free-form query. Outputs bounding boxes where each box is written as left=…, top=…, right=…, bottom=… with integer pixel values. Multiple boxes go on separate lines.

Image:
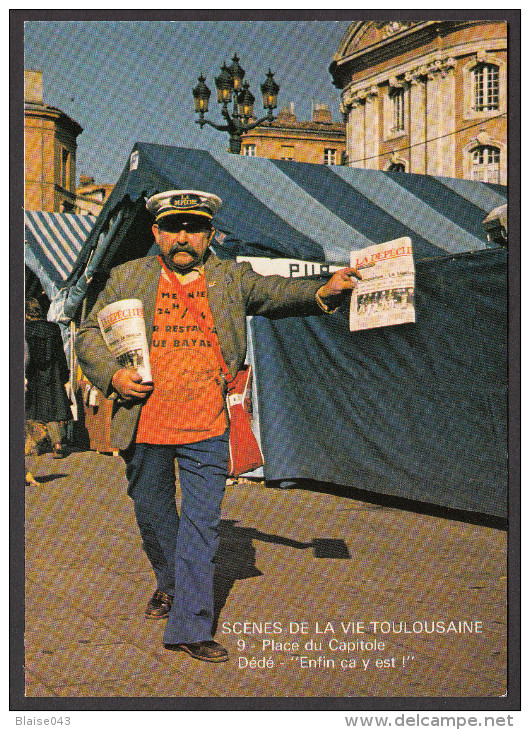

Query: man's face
left=152, top=216, right=214, bottom=272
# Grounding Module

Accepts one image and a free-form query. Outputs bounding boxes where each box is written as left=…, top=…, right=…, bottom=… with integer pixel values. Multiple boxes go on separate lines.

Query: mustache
left=169, top=244, right=196, bottom=256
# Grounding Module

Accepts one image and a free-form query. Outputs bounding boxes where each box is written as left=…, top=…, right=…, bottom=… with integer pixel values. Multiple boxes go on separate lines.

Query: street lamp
left=192, top=54, right=280, bottom=154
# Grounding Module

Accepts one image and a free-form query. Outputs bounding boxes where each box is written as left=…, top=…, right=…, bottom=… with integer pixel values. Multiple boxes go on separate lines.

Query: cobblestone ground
left=22, top=450, right=507, bottom=700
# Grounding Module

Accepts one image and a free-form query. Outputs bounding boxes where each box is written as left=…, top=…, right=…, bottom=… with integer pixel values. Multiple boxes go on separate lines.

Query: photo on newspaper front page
left=349, top=237, right=415, bottom=331
left=18, top=10, right=516, bottom=715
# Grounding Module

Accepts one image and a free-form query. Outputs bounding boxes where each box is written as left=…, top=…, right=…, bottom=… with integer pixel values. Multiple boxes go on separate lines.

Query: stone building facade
left=25, top=70, right=83, bottom=211
left=75, top=175, right=114, bottom=217
left=239, top=104, right=346, bottom=165
left=329, top=21, right=507, bottom=183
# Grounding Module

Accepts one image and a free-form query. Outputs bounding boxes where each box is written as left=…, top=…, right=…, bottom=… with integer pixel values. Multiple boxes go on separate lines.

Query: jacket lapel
left=204, top=252, right=225, bottom=320
left=133, top=258, right=160, bottom=349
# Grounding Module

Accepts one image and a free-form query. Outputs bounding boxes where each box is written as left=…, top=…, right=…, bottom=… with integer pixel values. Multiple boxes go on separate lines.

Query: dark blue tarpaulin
left=64, top=144, right=507, bottom=517
left=251, top=248, right=507, bottom=517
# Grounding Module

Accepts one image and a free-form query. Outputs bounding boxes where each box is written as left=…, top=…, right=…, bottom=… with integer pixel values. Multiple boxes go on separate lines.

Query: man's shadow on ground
left=212, top=519, right=350, bottom=633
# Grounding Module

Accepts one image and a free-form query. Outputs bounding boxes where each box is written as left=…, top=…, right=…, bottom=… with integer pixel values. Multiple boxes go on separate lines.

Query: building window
left=471, top=145, right=500, bottom=183
left=61, top=149, right=70, bottom=188
left=463, top=52, right=505, bottom=121
left=243, top=145, right=256, bottom=157
left=324, top=148, right=337, bottom=165
left=390, top=87, right=405, bottom=133
left=280, top=145, right=295, bottom=161
left=473, top=64, right=499, bottom=112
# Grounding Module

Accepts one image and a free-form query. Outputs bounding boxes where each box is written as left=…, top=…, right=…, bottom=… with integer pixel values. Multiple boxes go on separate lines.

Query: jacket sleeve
left=237, top=262, right=323, bottom=318
left=75, top=270, right=123, bottom=398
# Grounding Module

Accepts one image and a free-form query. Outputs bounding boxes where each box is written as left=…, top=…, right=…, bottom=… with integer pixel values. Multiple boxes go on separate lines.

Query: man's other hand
left=111, top=368, right=154, bottom=401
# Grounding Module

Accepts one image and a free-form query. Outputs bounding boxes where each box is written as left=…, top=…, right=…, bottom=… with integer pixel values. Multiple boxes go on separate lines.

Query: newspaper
left=97, top=298, right=152, bottom=382
left=350, top=237, right=415, bottom=331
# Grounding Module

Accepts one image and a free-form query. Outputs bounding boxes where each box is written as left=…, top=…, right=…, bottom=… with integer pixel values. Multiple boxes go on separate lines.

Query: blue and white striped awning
left=78, top=144, right=507, bottom=275
left=25, top=211, right=95, bottom=299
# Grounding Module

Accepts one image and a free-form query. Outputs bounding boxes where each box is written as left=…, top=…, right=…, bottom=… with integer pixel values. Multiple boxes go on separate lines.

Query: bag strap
left=158, top=257, right=233, bottom=383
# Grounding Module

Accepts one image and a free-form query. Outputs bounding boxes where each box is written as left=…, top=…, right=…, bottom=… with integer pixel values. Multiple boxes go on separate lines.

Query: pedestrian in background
left=25, top=298, right=72, bottom=459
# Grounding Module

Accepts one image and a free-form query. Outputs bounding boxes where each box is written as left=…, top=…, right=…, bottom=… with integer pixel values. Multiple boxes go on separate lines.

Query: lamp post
left=193, top=55, right=280, bottom=154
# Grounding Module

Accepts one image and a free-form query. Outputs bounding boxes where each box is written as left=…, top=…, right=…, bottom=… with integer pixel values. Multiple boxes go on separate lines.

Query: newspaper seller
left=75, top=189, right=362, bottom=663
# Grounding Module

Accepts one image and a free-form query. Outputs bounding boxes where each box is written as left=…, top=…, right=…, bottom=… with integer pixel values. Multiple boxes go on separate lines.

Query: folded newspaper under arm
left=96, top=299, right=152, bottom=383
left=350, top=237, right=415, bottom=331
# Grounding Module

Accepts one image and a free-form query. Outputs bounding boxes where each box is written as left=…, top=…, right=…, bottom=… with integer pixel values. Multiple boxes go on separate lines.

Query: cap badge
left=170, top=193, right=201, bottom=209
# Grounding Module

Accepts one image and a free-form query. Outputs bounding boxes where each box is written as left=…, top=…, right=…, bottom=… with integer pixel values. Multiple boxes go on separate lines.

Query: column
left=425, top=59, right=457, bottom=177
left=348, top=102, right=366, bottom=168
left=438, top=63, right=456, bottom=178
left=406, top=72, right=426, bottom=174
left=364, top=87, right=379, bottom=170
left=425, top=68, right=441, bottom=176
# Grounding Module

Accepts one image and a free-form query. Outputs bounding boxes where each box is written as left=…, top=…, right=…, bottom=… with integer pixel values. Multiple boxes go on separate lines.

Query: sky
left=23, top=19, right=352, bottom=185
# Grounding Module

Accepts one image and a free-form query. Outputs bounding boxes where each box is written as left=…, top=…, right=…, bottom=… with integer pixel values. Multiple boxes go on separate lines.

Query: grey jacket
left=75, top=251, right=323, bottom=450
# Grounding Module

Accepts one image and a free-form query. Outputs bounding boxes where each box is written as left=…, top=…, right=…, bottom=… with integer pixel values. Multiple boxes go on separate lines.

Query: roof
left=57, top=142, right=507, bottom=325
left=75, top=142, right=507, bottom=269
left=254, top=109, right=346, bottom=134
left=24, top=101, right=84, bottom=136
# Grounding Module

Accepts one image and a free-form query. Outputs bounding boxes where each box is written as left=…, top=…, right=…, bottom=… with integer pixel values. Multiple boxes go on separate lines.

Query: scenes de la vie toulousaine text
left=221, top=620, right=484, bottom=671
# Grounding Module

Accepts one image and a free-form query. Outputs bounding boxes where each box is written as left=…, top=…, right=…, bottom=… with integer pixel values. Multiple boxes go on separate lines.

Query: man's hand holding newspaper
left=111, top=369, right=154, bottom=401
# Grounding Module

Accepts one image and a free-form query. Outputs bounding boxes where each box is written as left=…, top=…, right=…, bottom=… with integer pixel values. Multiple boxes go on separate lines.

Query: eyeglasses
left=158, top=218, right=212, bottom=234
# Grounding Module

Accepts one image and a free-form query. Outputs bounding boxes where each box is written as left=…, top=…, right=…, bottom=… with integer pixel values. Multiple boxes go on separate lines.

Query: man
left=76, top=189, right=362, bottom=663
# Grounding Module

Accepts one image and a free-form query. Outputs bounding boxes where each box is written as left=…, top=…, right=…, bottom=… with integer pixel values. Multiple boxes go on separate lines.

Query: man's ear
left=152, top=224, right=160, bottom=242
left=209, top=228, right=215, bottom=243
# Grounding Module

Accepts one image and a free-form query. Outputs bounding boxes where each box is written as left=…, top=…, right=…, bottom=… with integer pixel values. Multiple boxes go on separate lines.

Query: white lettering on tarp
left=236, top=257, right=343, bottom=278
left=289, top=262, right=332, bottom=277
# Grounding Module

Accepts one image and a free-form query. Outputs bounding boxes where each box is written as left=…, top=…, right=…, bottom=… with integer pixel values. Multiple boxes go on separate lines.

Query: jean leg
left=163, top=431, right=229, bottom=644
left=124, top=444, right=179, bottom=595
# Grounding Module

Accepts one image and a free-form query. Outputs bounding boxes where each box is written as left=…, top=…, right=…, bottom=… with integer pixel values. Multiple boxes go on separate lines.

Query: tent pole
left=67, top=320, right=78, bottom=441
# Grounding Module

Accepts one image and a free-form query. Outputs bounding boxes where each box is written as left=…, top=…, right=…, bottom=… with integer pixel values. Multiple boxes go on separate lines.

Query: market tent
left=24, top=211, right=95, bottom=303
left=62, top=143, right=506, bottom=318
left=62, top=144, right=507, bottom=517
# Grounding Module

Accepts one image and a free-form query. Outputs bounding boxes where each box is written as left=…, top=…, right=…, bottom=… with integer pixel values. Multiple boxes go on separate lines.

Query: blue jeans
left=124, top=431, right=229, bottom=644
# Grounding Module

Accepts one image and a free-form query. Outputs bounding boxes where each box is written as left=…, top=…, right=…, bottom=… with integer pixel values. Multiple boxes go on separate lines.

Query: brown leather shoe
left=173, top=640, right=229, bottom=663
left=145, top=589, right=173, bottom=619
